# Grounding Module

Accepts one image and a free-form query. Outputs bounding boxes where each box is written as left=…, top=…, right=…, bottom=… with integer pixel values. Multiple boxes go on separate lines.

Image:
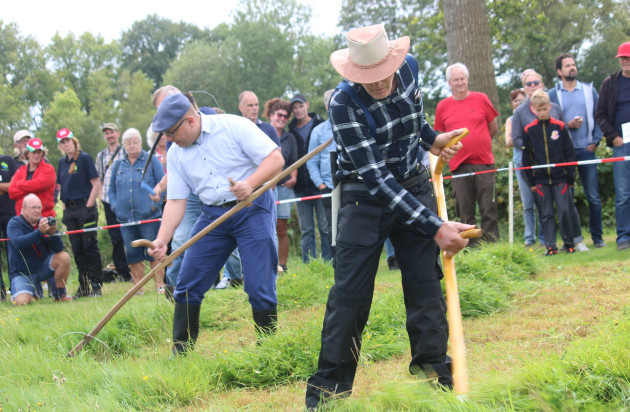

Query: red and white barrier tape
left=3, top=156, right=626, bottom=240
left=0, top=218, right=161, bottom=242
left=446, top=155, right=630, bottom=180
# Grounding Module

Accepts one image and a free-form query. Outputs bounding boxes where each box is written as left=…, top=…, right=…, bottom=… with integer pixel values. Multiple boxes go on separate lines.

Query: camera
left=47, top=217, right=57, bottom=226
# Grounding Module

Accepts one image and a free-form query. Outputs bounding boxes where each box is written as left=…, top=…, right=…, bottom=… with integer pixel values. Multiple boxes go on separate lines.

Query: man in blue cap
left=148, top=93, right=284, bottom=355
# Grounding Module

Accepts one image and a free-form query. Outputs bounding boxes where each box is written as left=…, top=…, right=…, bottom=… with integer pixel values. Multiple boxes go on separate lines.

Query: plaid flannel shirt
left=96, top=145, right=126, bottom=204
left=329, top=58, right=443, bottom=235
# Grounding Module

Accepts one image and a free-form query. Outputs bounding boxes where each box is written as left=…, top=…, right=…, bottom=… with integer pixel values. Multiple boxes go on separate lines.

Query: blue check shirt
left=329, top=58, right=443, bottom=235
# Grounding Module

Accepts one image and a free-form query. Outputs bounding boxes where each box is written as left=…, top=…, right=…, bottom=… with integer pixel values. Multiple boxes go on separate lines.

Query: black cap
left=290, top=93, right=307, bottom=106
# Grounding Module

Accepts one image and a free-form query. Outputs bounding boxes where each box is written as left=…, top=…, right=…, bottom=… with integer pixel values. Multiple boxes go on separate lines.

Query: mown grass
left=0, top=242, right=584, bottom=410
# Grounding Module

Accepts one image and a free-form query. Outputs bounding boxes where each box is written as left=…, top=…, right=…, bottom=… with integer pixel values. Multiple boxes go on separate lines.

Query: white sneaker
left=215, top=277, right=230, bottom=290
left=575, top=242, right=590, bottom=252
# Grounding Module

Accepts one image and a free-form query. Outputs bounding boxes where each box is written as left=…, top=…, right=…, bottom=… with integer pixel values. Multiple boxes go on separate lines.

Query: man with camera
left=7, top=194, right=72, bottom=305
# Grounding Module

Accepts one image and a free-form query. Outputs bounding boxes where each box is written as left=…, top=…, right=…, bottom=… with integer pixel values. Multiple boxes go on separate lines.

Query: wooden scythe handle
left=67, top=137, right=333, bottom=357
left=430, top=128, right=470, bottom=394
left=460, top=228, right=483, bottom=239
left=130, top=239, right=154, bottom=248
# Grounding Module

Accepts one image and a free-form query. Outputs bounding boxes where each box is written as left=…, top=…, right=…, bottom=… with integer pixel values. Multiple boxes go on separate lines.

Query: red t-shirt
left=434, top=91, right=498, bottom=172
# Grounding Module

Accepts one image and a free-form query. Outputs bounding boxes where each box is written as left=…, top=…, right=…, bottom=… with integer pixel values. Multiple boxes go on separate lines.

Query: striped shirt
left=96, top=145, right=126, bottom=203
left=329, top=57, right=443, bottom=235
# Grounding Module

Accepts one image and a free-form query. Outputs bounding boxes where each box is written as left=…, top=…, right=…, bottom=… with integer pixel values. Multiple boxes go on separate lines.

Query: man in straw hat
left=305, top=24, right=474, bottom=408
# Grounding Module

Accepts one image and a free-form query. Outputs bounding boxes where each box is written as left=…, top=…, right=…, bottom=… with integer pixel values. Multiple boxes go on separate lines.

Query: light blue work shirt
left=167, top=114, right=280, bottom=205
left=307, top=119, right=334, bottom=189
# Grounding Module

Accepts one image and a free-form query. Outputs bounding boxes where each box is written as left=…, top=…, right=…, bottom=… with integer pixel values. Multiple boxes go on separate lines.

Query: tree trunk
left=442, top=0, right=500, bottom=121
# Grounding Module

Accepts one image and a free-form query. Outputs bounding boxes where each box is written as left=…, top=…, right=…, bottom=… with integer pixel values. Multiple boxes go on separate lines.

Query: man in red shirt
left=434, top=62, right=500, bottom=243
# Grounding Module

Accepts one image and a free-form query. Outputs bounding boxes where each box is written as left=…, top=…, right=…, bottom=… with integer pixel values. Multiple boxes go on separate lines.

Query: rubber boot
left=164, top=286, right=175, bottom=303
left=172, top=303, right=201, bottom=356
left=90, top=282, right=103, bottom=297
left=252, top=307, right=277, bottom=341
left=73, top=273, right=91, bottom=299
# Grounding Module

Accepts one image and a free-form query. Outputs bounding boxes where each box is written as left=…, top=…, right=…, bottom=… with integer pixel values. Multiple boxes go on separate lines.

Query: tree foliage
left=120, top=14, right=208, bottom=88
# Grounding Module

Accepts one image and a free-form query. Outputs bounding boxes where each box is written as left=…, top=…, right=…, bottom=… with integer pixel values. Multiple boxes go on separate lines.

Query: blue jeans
left=574, top=148, right=603, bottom=241
left=294, top=190, right=332, bottom=262
left=514, top=149, right=543, bottom=245
left=384, top=238, right=395, bottom=258
left=613, top=144, right=630, bottom=244
left=166, top=193, right=203, bottom=287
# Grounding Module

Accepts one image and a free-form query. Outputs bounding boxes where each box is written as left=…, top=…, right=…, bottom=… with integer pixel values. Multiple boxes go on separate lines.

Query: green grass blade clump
left=455, top=243, right=540, bottom=317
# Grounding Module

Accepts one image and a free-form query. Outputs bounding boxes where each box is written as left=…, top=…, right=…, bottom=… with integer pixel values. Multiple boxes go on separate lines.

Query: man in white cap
left=304, top=24, right=473, bottom=408
left=13, top=130, right=32, bottom=165
left=596, top=41, right=630, bottom=250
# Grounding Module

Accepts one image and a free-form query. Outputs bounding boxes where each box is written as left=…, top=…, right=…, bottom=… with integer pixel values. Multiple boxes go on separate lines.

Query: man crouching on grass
left=7, top=194, right=72, bottom=305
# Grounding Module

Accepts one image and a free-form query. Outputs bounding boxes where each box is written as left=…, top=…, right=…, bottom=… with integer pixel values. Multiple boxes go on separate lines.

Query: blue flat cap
left=152, top=94, right=191, bottom=132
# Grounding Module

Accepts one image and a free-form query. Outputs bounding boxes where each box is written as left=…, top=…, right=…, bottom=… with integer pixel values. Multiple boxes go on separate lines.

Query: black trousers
left=306, top=177, right=451, bottom=407
left=102, top=201, right=130, bottom=277
left=535, top=182, right=574, bottom=248
left=62, top=202, right=103, bottom=287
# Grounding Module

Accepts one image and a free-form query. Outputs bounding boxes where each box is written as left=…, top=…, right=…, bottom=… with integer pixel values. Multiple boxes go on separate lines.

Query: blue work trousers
left=174, top=190, right=278, bottom=310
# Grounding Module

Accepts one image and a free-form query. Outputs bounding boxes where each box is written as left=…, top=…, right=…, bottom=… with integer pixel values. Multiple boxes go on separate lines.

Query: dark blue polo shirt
left=0, top=155, right=19, bottom=214
left=57, top=151, right=99, bottom=202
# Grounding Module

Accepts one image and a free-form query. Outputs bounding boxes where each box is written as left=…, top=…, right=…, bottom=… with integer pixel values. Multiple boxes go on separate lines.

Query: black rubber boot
left=164, top=286, right=175, bottom=303
left=172, top=303, right=201, bottom=356
left=73, top=274, right=91, bottom=299
left=90, top=282, right=103, bottom=297
left=252, top=307, right=277, bottom=339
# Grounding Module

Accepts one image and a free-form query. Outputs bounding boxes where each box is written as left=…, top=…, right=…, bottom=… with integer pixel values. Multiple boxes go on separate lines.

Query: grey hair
left=152, top=85, right=181, bottom=107
left=146, top=125, right=158, bottom=147
left=122, top=128, right=142, bottom=146
left=323, top=89, right=334, bottom=110
left=445, top=63, right=469, bottom=82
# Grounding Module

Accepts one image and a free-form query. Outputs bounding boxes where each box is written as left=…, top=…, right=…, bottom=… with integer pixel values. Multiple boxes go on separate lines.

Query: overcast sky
left=3, top=0, right=343, bottom=45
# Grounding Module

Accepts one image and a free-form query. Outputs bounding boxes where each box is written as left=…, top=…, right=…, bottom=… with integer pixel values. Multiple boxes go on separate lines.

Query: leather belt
left=341, top=167, right=428, bottom=192
left=66, top=198, right=88, bottom=207
left=219, top=200, right=238, bottom=208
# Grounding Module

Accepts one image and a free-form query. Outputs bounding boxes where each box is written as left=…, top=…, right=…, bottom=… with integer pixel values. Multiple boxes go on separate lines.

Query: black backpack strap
left=335, top=81, right=376, bottom=139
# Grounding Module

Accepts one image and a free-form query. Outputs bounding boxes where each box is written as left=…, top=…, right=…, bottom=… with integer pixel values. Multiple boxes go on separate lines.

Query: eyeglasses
left=24, top=205, right=42, bottom=210
left=164, top=118, right=187, bottom=138
left=525, top=80, right=541, bottom=87
left=620, top=56, right=630, bottom=61
left=275, top=113, right=290, bottom=119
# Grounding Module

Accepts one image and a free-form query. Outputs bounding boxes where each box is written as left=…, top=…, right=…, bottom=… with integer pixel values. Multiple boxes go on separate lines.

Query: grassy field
left=1, top=238, right=629, bottom=411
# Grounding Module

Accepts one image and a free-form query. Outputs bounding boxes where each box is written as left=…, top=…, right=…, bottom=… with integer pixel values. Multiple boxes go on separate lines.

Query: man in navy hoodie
left=7, top=194, right=72, bottom=305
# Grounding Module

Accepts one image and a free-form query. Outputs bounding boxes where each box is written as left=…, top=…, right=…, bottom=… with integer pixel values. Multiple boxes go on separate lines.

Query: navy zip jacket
left=522, top=116, right=576, bottom=187
left=7, top=215, right=64, bottom=279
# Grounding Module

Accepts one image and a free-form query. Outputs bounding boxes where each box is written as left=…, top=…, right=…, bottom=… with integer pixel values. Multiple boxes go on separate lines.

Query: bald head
left=153, top=85, right=182, bottom=108
left=23, top=193, right=41, bottom=208
left=238, top=91, right=259, bottom=123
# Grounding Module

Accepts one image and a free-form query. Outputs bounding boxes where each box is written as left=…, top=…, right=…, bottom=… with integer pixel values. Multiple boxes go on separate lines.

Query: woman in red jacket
left=9, top=138, right=56, bottom=217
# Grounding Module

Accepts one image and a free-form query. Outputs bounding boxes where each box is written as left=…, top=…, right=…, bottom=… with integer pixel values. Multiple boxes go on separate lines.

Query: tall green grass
left=0, top=243, right=539, bottom=410
left=337, top=309, right=630, bottom=411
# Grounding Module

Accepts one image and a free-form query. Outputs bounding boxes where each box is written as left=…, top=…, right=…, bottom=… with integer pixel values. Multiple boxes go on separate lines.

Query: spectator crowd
left=1, top=40, right=629, bottom=306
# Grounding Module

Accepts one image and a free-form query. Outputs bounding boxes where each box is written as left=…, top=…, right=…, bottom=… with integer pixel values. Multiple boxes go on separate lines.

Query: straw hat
left=330, top=24, right=409, bottom=84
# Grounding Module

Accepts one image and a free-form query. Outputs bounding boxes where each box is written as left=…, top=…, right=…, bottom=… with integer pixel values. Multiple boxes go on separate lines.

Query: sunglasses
left=275, top=113, right=290, bottom=119
left=525, top=80, right=541, bottom=87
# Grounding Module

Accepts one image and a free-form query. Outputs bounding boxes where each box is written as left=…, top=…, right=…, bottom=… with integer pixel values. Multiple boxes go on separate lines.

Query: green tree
left=117, top=70, right=155, bottom=143
left=120, top=14, right=208, bottom=88
left=39, top=89, right=90, bottom=167
left=46, top=32, right=120, bottom=115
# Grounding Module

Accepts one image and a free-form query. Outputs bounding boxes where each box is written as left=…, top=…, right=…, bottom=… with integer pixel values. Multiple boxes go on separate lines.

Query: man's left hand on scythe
left=429, top=128, right=466, bottom=161
left=434, top=221, right=475, bottom=258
